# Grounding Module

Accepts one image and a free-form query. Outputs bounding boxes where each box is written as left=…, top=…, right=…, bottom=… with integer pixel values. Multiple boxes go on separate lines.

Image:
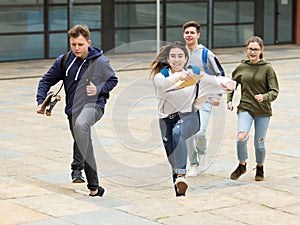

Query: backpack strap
left=202, top=47, right=213, bottom=75
left=86, top=58, right=97, bottom=82
left=51, top=51, right=71, bottom=97
left=202, top=47, right=208, bottom=64
left=61, top=51, right=71, bottom=73
left=187, top=65, right=201, bottom=100
left=190, top=65, right=200, bottom=75
left=160, top=67, right=170, bottom=77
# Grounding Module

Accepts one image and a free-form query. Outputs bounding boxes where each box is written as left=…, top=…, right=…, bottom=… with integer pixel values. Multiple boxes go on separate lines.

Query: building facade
left=1, top=0, right=299, bottom=61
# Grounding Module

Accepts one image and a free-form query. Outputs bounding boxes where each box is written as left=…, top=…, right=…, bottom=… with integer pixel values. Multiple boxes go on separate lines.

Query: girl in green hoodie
left=227, top=36, right=279, bottom=181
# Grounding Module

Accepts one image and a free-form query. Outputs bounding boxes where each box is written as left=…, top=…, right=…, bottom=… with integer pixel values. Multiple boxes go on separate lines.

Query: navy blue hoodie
left=37, top=46, right=118, bottom=117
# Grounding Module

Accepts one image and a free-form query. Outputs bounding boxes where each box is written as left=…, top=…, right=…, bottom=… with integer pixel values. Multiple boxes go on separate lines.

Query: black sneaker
left=71, top=170, right=85, bottom=183
left=255, top=165, right=264, bottom=181
left=230, top=163, right=247, bottom=180
left=89, top=186, right=107, bottom=197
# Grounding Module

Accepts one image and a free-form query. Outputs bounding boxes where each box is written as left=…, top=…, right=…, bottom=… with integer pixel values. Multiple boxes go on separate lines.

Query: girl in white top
left=150, top=42, right=235, bottom=197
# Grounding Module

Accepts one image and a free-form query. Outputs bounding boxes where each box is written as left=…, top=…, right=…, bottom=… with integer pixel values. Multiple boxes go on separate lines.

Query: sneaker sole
left=230, top=171, right=246, bottom=180
left=72, top=178, right=85, bottom=183
left=176, top=181, right=188, bottom=195
left=186, top=172, right=198, bottom=177
left=255, top=176, right=264, bottom=181
left=101, top=188, right=107, bottom=197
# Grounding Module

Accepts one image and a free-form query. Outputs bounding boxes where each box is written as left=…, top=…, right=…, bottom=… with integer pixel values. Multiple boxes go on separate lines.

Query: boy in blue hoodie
left=36, top=24, right=118, bottom=197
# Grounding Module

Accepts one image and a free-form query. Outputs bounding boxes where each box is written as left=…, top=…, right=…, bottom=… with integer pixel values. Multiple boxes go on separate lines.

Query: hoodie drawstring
left=75, top=59, right=86, bottom=81
left=66, top=57, right=77, bottom=77
left=65, top=57, right=87, bottom=81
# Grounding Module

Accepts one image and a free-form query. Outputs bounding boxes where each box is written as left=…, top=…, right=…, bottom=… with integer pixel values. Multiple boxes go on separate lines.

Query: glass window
left=0, top=0, right=43, bottom=4
left=73, top=0, right=101, bottom=3
left=166, top=27, right=183, bottom=43
left=264, top=0, right=275, bottom=44
left=115, top=29, right=157, bottom=52
left=214, top=25, right=253, bottom=47
left=115, top=4, right=156, bottom=27
left=116, top=0, right=155, bottom=2
left=0, top=7, right=43, bottom=33
left=214, top=1, right=254, bottom=24
left=49, top=0, right=66, bottom=3
left=166, top=2, right=207, bottom=26
left=49, top=6, right=67, bottom=30
left=90, top=30, right=101, bottom=49
left=0, top=34, right=44, bottom=61
left=73, top=5, right=101, bottom=29
left=278, top=1, right=293, bottom=43
left=49, top=33, right=68, bottom=58
left=166, top=0, right=207, bottom=2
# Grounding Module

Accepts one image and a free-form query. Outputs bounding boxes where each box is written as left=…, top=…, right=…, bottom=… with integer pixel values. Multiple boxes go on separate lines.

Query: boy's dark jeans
left=68, top=103, right=104, bottom=190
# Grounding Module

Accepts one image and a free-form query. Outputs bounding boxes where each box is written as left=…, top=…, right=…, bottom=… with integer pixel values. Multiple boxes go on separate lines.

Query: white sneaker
left=186, top=165, right=200, bottom=177
left=198, top=154, right=208, bottom=172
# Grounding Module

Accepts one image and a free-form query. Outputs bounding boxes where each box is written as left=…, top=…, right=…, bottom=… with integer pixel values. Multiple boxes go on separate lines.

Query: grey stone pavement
left=0, top=44, right=300, bottom=225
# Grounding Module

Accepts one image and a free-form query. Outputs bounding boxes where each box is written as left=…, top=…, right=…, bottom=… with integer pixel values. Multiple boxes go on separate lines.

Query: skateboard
left=40, top=91, right=61, bottom=116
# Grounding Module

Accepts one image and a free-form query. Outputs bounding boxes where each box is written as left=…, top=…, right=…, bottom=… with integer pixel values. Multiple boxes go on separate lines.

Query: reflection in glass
left=0, top=34, right=44, bottom=61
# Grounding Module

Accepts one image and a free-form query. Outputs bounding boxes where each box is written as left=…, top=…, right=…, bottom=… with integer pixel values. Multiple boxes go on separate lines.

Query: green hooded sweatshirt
left=227, top=59, right=279, bottom=116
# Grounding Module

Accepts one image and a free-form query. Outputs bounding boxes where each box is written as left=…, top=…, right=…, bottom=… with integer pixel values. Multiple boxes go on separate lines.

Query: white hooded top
left=153, top=68, right=235, bottom=118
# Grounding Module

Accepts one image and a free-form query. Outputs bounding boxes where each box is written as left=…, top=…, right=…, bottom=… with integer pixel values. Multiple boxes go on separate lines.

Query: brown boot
left=230, top=163, right=247, bottom=180
left=255, top=165, right=264, bottom=181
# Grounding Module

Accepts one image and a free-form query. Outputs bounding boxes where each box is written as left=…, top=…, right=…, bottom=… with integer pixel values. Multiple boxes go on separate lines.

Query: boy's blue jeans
left=237, top=111, right=270, bottom=164
left=68, top=103, right=104, bottom=191
left=186, top=100, right=212, bottom=166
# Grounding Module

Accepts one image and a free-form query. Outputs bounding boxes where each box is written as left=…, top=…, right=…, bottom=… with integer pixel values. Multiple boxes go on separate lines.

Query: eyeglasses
left=247, top=47, right=261, bottom=52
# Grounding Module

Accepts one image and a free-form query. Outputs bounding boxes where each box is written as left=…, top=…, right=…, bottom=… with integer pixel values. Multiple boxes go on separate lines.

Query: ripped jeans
left=236, top=111, right=270, bottom=164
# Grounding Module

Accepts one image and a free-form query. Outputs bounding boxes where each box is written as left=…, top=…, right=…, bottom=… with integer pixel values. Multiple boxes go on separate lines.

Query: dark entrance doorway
left=264, top=0, right=294, bottom=44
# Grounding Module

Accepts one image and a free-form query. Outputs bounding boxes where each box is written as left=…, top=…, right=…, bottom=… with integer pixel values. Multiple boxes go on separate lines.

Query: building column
left=296, top=0, right=300, bottom=44
left=254, top=0, right=264, bottom=38
left=102, top=1, right=114, bottom=52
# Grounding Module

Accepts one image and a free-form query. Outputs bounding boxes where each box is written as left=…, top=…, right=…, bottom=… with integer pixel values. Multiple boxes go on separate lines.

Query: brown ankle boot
left=230, top=163, right=247, bottom=180
left=255, top=165, right=264, bottom=181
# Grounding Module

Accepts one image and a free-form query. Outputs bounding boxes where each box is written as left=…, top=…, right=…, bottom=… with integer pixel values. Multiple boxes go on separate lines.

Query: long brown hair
left=150, top=41, right=189, bottom=79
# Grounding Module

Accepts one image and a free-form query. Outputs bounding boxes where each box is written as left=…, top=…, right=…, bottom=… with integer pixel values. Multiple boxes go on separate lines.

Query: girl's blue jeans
left=159, top=111, right=200, bottom=175
left=237, top=111, right=270, bottom=164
